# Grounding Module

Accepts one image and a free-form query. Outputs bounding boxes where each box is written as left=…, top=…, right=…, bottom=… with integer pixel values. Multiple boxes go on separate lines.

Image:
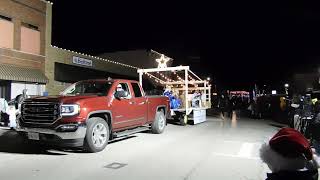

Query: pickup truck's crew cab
left=17, top=79, right=169, bottom=152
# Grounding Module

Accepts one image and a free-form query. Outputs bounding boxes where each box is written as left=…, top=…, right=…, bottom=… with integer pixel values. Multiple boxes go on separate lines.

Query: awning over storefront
left=0, top=64, right=48, bottom=83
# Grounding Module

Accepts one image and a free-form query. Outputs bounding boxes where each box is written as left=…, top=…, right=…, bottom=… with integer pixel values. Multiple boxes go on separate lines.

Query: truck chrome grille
left=21, top=102, right=61, bottom=124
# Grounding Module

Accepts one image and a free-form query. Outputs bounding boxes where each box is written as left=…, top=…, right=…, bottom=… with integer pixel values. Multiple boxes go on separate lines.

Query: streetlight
left=284, top=83, right=289, bottom=96
left=207, top=77, right=211, bottom=81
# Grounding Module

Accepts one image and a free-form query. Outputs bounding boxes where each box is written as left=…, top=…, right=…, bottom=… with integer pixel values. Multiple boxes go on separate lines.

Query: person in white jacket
left=0, top=98, right=9, bottom=126
left=8, top=105, right=17, bottom=129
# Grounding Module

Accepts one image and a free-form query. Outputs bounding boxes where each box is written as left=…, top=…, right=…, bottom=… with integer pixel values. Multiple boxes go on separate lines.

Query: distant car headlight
left=61, top=104, right=80, bottom=116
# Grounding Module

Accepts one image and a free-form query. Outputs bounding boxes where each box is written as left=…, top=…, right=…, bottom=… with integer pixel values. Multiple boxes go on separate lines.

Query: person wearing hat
left=116, top=84, right=124, bottom=92
left=260, top=127, right=319, bottom=180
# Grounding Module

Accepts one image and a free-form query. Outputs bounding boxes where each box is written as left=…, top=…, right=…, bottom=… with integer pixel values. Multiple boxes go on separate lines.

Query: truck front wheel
left=151, top=110, right=166, bottom=134
left=84, top=117, right=109, bottom=153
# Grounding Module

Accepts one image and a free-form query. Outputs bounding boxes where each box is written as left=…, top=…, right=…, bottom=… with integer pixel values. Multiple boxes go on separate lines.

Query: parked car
left=16, top=79, right=169, bottom=152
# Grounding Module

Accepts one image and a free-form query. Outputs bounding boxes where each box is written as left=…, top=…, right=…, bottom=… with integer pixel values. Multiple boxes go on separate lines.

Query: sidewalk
left=0, top=126, right=12, bottom=131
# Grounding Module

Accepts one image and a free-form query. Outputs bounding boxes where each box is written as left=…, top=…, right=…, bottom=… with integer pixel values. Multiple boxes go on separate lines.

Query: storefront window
left=0, top=16, right=14, bottom=49
left=11, top=82, right=45, bottom=100
left=0, top=81, right=11, bottom=100
left=20, top=24, right=40, bottom=54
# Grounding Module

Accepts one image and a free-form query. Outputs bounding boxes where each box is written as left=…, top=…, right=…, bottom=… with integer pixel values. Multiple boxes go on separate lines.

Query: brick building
left=0, top=0, right=47, bottom=100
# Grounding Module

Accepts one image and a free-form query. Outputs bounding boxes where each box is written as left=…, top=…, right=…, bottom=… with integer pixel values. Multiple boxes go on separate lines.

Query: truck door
left=112, top=82, right=137, bottom=130
left=130, top=82, right=148, bottom=125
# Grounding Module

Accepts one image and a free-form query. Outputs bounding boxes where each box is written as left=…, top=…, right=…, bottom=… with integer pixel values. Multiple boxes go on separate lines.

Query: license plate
left=28, top=132, right=40, bottom=140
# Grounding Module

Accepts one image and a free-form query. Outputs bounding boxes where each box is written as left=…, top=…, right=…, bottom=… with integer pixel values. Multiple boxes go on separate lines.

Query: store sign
left=72, top=56, right=93, bottom=67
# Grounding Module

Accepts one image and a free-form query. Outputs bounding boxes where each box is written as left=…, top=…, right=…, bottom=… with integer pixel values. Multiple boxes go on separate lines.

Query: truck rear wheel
left=151, top=110, right=166, bottom=134
left=84, top=117, right=109, bottom=153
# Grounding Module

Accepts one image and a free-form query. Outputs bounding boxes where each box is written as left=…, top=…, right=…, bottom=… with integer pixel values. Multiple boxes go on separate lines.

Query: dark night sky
left=49, top=0, right=320, bottom=90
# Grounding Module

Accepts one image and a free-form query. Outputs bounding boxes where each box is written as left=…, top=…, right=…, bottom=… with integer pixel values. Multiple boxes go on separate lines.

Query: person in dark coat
left=227, top=96, right=234, bottom=118
left=15, top=89, right=29, bottom=109
left=260, top=128, right=319, bottom=180
left=218, top=94, right=227, bottom=120
left=234, top=95, right=242, bottom=119
left=310, top=101, right=320, bottom=154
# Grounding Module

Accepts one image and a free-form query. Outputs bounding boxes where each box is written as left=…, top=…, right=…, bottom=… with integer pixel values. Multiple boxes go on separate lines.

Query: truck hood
left=26, top=95, right=101, bottom=104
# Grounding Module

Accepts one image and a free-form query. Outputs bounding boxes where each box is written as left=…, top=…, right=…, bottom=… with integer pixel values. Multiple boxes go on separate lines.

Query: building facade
left=292, top=73, right=320, bottom=93
left=0, top=0, right=47, bottom=100
left=0, top=0, right=172, bottom=99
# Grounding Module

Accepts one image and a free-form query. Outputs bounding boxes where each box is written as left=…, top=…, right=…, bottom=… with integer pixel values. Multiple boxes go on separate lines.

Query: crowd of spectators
left=218, top=93, right=250, bottom=119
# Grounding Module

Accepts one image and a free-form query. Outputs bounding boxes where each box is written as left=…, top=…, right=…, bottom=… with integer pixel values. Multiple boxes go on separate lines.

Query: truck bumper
left=16, top=124, right=87, bottom=147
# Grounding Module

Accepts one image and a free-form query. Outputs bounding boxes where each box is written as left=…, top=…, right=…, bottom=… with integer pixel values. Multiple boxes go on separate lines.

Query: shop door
left=0, top=81, right=10, bottom=100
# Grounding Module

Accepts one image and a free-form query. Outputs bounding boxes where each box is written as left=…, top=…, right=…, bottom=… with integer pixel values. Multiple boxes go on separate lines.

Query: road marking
left=212, top=152, right=259, bottom=160
left=223, top=140, right=260, bottom=144
left=207, top=141, right=261, bottom=160
left=104, top=162, right=127, bottom=169
left=238, top=142, right=255, bottom=158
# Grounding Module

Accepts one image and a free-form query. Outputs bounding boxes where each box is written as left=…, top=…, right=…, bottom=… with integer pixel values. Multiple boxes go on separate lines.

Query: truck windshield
left=61, top=81, right=113, bottom=96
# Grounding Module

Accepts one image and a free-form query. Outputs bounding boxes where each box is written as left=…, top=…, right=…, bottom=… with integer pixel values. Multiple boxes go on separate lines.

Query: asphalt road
left=0, top=116, right=283, bottom=180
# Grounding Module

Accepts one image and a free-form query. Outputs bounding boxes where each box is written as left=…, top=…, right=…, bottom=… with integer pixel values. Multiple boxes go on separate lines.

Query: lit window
left=0, top=15, right=13, bottom=49
left=21, top=23, right=40, bottom=54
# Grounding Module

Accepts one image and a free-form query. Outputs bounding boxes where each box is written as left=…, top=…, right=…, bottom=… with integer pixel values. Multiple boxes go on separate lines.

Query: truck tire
left=151, top=110, right=166, bottom=134
left=180, top=115, right=188, bottom=126
left=84, top=117, right=109, bottom=153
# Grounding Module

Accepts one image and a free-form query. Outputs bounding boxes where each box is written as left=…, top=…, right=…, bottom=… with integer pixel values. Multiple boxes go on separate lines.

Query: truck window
left=62, top=81, right=112, bottom=96
left=131, top=83, right=142, bottom=97
left=115, top=83, right=131, bottom=98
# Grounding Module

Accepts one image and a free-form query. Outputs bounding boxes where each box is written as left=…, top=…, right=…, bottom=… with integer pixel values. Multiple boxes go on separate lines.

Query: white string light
left=143, top=69, right=206, bottom=87
left=50, top=45, right=140, bottom=70
left=144, top=72, right=165, bottom=84
left=157, top=72, right=175, bottom=82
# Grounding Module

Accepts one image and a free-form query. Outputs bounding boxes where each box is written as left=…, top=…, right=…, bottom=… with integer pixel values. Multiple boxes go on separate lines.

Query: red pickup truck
left=17, top=79, right=169, bottom=152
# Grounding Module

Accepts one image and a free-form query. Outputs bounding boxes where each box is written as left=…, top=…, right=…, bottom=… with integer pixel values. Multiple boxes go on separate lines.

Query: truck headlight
left=61, top=104, right=80, bottom=116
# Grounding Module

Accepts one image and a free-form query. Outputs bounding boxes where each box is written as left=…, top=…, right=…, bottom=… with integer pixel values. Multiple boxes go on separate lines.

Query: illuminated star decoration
left=156, top=54, right=170, bottom=68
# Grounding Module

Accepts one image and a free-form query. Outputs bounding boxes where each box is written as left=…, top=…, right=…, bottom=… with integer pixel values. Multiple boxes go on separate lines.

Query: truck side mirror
left=114, top=91, right=128, bottom=99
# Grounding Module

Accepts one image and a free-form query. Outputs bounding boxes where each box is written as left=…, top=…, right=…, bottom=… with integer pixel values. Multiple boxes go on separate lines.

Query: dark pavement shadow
left=0, top=130, right=140, bottom=154
left=59, top=136, right=137, bottom=153
left=167, top=119, right=182, bottom=126
left=0, top=130, right=67, bottom=155
left=167, top=119, right=193, bottom=126
left=109, top=135, right=137, bottom=144
left=167, top=118, right=198, bottom=126
left=269, top=123, right=287, bottom=129
left=137, top=130, right=153, bottom=134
